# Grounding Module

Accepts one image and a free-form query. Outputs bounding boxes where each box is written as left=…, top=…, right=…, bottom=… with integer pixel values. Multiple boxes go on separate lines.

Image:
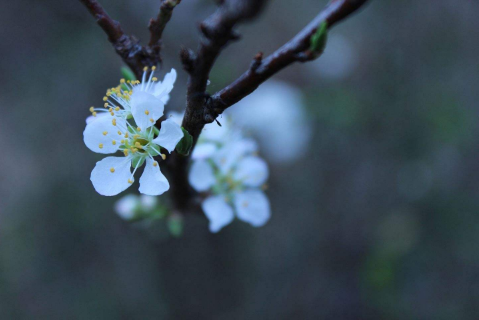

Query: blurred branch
left=206, top=0, right=370, bottom=116
left=79, top=0, right=170, bottom=78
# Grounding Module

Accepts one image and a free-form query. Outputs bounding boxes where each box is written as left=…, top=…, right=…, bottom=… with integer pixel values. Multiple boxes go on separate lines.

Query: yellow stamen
left=115, top=107, right=120, bottom=111
left=161, top=154, right=166, bottom=160
left=89, top=106, right=94, bottom=112
left=143, top=66, right=148, bottom=72
left=128, top=179, right=133, bottom=184
left=92, top=112, right=97, bottom=117
left=103, top=96, right=108, bottom=101
left=110, top=167, right=115, bottom=173
left=124, top=133, right=129, bottom=138
left=153, top=161, right=158, bottom=167
left=118, top=131, right=122, bottom=135
left=135, top=142, right=143, bottom=149
left=120, top=140, right=125, bottom=144
left=123, top=149, right=129, bottom=156
left=99, top=143, right=103, bottom=149
left=102, top=131, right=108, bottom=136
left=145, top=110, right=149, bottom=115
left=133, top=134, right=140, bottom=139
left=120, top=78, right=125, bottom=83
left=152, top=77, right=158, bottom=81
left=150, top=118, right=154, bottom=123
left=152, top=66, right=156, bottom=71
left=104, top=103, right=108, bottom=108
left=137, top=127, right=141, bottom=132
left=112, top=119, right=117, bottom=126
left=112, top=140, right=116, bottom=145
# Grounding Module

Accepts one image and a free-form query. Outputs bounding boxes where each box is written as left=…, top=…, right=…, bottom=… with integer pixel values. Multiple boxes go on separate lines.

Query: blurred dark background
left=1, top=0, right=479, bottom=319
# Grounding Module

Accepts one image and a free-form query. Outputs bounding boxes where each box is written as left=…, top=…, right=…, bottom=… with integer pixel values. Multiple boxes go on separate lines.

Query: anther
left=143, top=66, right=148, bottom=72
left=112, top=140, right=116, bottom=145
left=112, top=119, right=117, bottom=126
left=110, top=167, right=115, bottom=173
left=128, top=179, right=133, bottom=184
left=115, top=107, right=120, bottom=111
left=123, top=149, right=129, bottom=156
left=89, top=106, right=94, bottom=112
left=92, top=112, right=97, bottom=117
left=152, top=66, right=156, bottom=71
left=124, top=132, right=129, bottom=138
left=145, top=110, right=149, bottom=115
left=99, top=143, right=103, bottom=149
left=153, top=161, right=158, bottom=167
left=120, top=79, right=125, bottom=83
left=103, top=96, right=108, bottom=101
left=150, top=118, right=154, bottom=123
left=161, top=154, right=166, bottom=160
left=102, top=131, right=108, bottom=136
left=135, top=142, right=143, bottom=149
left=118, top=131, right=122, bottom=135
left=137, top=127, right=141, bottom=132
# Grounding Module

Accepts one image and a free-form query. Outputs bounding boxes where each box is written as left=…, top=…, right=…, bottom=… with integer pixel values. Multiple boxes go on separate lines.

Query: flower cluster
left=83, top=67, right=183, bottom=196
left=188, top=118, right=271, bottom=233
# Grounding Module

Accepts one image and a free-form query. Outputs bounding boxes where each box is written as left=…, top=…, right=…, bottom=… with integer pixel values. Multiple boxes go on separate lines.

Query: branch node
left=250, top=51, right=263, bottom=71
left=180, top=47, right=197, bottom=73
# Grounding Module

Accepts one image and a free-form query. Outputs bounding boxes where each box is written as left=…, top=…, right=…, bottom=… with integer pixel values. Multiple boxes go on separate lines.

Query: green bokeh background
left=1, top=0, right=479, bottom=319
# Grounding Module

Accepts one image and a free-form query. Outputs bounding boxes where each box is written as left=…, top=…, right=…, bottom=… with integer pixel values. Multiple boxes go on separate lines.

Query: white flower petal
left=114, top=194, right=139, bottom=220
left=84, top=115, right=126, bottom=154
left=234, top=190, right=271, bottom=227
left=152, top=119, right=184, bottom=153
left=188, top=160, right=215, bottom=192
left=234, top=156, right=269, bottom=187
left=91, top=156, right=132, bottom=196
left=202, top=195, right=235, bottom=233
left=154, top=68, right=177, bottom=101
left=191, top=143, right=218, bottom=160
left=86, top=112, right=109, bottom=124
left=130, top=91, right=164, bottom=130
left=213, top=138, right=257, bottom=175
left=200, top=120, right=231, bottom=142
left=139, top=158, right=170, bottom=196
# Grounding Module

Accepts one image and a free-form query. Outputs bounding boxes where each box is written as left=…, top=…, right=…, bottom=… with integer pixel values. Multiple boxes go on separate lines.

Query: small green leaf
left=310, top=21, right=328, bottom=54
left=121, top=67, right=137, bottom=81
left=176, top=127, right=193, bottom=156
left=131, top=156, right=145, bottom=169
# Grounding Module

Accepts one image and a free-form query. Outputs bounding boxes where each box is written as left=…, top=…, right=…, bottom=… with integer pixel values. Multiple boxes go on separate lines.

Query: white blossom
left=84, top=67, right=183, bottom=196
left=226, top=80, right=312, bottom=164
left=188, top=118, right=270, bottom=232
left=114, top=194, right=139, bottom=220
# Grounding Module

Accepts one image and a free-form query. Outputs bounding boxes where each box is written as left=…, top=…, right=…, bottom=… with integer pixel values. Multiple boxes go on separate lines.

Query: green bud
left=310, top=21, right=328, bottom=55
left=176, top=127, right=193, bottom=156
left=131, top=156, right=145, bottom=169
left=121, top=66, right=137, bottom=81
left=167, top=214, right=183, bottom=237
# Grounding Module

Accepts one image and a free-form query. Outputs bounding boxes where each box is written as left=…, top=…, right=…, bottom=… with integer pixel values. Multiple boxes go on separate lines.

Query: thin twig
left=149, top=0, right=181, bottom=47
left=79, top=0, right=163, bottom=78
left=206, top=0, right=369, bottom=117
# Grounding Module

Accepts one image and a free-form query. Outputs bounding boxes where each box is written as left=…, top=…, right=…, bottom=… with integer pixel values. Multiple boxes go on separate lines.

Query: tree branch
left=79, top=0, right=170, bottom=79
left=167, top=0, right=268, bottom=212
left=148, top=0, right=182, bottom=61
left=206, top=0, right=369, bottom=117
